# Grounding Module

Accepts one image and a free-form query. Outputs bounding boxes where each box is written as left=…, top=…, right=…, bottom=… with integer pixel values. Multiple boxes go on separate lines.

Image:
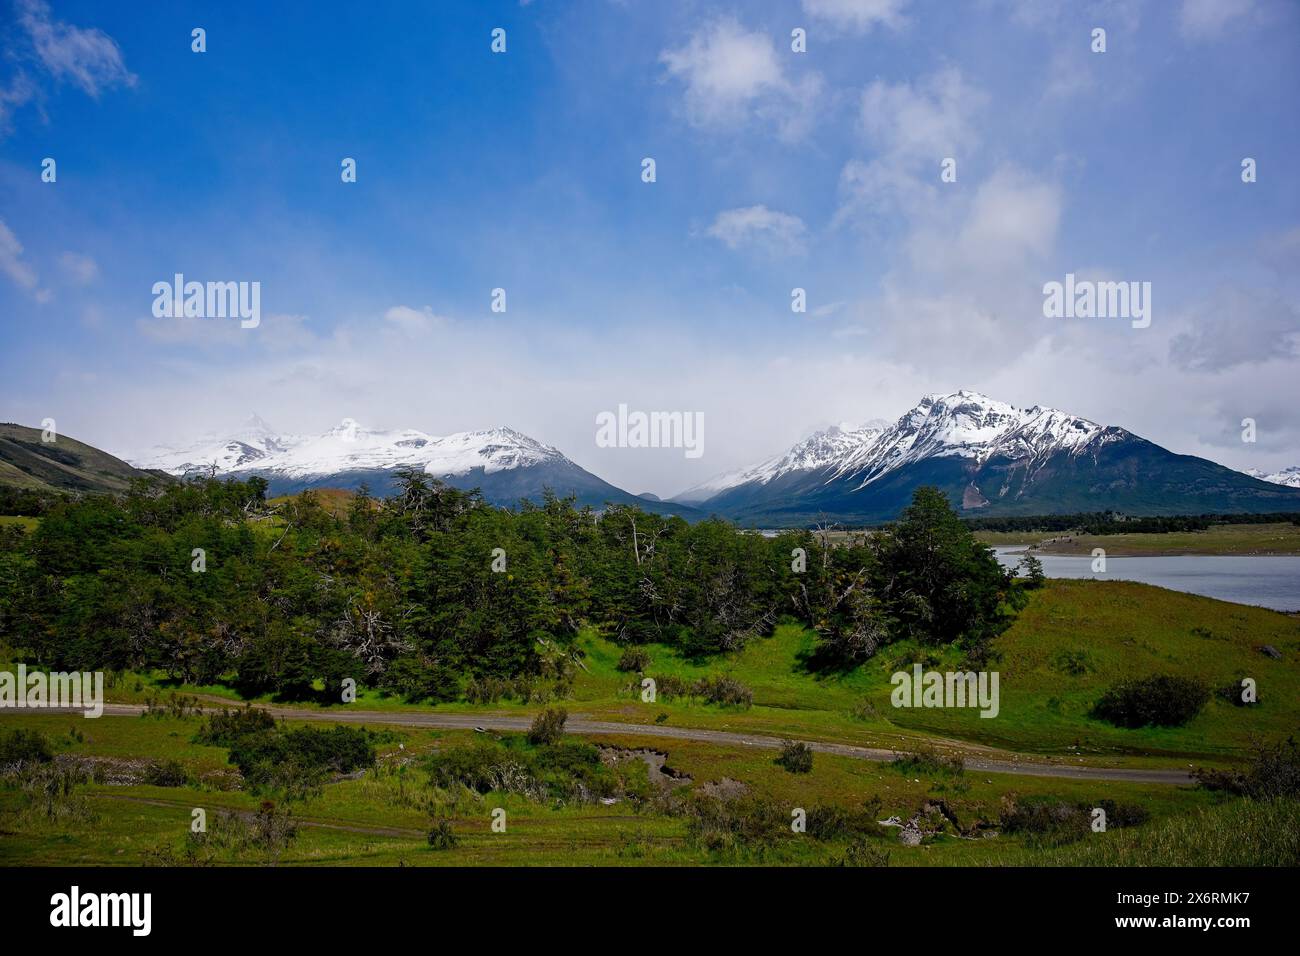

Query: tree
left=873, top=487, right=1015, bottom=653
left=1017, top=553, right=1046, bottom=588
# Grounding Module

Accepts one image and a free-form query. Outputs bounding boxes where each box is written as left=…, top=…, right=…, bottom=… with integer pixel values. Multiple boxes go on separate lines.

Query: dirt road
left=29, top=702, right=1194, bottom=785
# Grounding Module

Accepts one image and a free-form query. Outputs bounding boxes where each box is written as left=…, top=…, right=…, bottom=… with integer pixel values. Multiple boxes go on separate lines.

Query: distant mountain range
left=129, top=415, right=698, bottom=517
left=6, top=393, right=1299, bottom=523
left=1247, top=466, right=1300, bottom=489
left=673, top=391, right=1300, bottom=524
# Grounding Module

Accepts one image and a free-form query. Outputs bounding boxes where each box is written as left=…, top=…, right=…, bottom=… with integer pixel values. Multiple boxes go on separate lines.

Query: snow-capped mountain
left=679, top=390, right=1300, bottom=524
left=675, top=421, right=886, bottom=503
left=132, top=416, right=697, bottom=516
left=1246, top=466, right=1300, bottom=489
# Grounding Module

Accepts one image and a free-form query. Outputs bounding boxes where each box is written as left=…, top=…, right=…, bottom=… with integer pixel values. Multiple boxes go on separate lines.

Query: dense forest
left=0, top=474, right=1019, bottom=702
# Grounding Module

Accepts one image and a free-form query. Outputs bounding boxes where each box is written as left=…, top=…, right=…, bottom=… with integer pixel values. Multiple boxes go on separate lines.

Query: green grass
left=999, top=798, right=1300, bottom=866
left=0, top=711, right=1238, bottom=867
left=566, top=579, right=1300, bottom=762
left=19, top=577, right=1294, bottom=768
left=0, top=515, right=38, bottom=532
left=978, top=522, right=1300, bottom=556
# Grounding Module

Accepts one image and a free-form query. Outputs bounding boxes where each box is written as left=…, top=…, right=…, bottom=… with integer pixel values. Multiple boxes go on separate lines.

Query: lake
left=993, top=547, right=1300, bottom=613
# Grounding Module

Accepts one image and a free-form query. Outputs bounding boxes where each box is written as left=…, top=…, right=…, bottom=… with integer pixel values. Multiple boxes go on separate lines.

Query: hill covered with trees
left=0, top=474, right=1020, bottom=702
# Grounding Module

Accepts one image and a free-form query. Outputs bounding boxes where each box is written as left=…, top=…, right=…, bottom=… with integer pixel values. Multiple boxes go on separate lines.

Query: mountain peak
left=680, top=391, right=1118, bottom=504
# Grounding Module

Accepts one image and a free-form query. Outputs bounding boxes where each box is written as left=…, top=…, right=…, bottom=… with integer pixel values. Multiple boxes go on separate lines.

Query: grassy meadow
left=3, top=577, right=1297, bottom=866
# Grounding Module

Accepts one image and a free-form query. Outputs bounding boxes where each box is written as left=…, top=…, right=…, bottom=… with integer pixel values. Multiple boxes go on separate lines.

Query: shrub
left=805, top=799, right=882, bottom=841
left=423, top=737, right=622, bottom=805
left=695, top=675, right=753, bottom=708
left=1216, top=679, right=1259, bottom=707
left=830, top=838, right=891, bottom=867
left=1096, top=799, right=1150, bottom=829
left=426, top=741, right=521, bottom=794
left=226, top=725, right=375, bottom=797
left=0, top=729, right=53, bottom=767
left=776, top=740, right=814, bottom=774
left=1093, top=674, right=1210, bottom=728
left=427, top=817, right=459, bottom=850
left=1051, top=649, right=1093, bottom=676
left=684, top=796, right=788, bottom=852
left=1194, top=737, right=1300, bottom=799
left=527, top=707, right=568, bottom=746
left=1000, top=796, right=1147, bottom=847
left=646, top=674, right=753, bottom=707
left=890, top=745, right=964, bottom=777
left=616, top=647, right=652, bottom=672
left=194, top=706, right=277, bottom=747
left=143, top=759, right=189, bottom=788
left=1000, top=797, right=1090, bottom=847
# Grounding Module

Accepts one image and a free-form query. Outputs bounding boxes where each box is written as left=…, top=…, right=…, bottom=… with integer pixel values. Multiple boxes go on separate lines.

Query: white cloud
left=58, top=251, right=99, bottom=285
left=705, top=205, right=808, bottom=256
left=17, top=0, right=135, bottom=97
left=1169, top=286, right=1300, bottom=371
left=660, top=17, right=823, bottom=140
left=137, top=312, right=315, bottom=351
left=0, top=73, right=36, bottom=134
left=802, top=0, right=910, bottom=34
left=839, top=162, right=1064, bottom=373
left=0, top=219, right=42, bottom=296
left=838, top=68, right=987, bottom=220
left=383, top=304, right=444, bottom=334
left=1180, top=0, right=1255, bottom=38
left=861, top=67, right=986, bottom=160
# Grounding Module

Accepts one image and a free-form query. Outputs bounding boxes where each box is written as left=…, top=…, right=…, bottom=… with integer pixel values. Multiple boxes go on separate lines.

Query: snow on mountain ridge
left=679, top=390, right=1123, bottom=503
left=132, top=417, right=567, bottom=480
left=1246, top=466, right=1300, bottom=489
left=674, top=421, right=886, bottom=502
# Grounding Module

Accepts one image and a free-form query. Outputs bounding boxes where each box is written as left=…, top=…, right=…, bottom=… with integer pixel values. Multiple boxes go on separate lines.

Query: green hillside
left=0, top=422, right=166, bottom=494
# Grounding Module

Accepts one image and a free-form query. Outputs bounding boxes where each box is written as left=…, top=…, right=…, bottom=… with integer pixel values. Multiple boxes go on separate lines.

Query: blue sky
left=1, top=0, right=1298, bottom=495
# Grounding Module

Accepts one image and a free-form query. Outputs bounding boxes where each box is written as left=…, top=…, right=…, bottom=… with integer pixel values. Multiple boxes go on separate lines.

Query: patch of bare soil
left=598, top=746, right=692, bottom=790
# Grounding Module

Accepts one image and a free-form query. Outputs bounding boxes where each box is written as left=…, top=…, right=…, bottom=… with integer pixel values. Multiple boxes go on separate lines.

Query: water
left=994, top=547, right=1300, bottom=613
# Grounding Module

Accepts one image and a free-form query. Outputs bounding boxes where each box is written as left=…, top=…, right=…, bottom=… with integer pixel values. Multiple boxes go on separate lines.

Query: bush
left=226, top=725, right=375, bottom=796
left=830, top=838, right=891, bottom=867
left=194, top=706, right=277, bottom=747
left=890, top=745, right=964, bottom=777
left=684, top=796, right=788, bottom=852
left=1194, top=737, right=1300, bottom=799
left=1051, top=649, right=1093, bottom=676
left=649, top=674, right=689, bottom=700
left=616, top=647, right=652, bottom=672
left=1000, top=796, right=1148, bottom=848
left=1216, top=679, right=1259, bottom=707
left=1093, top=674, right=1210, bottom=728
left=1000, top=797, right=1090, bottom=847
left=427, top=817, right=459, bottom=850
left=0, top=729, right=53, bottom=767
left=143, top=759, right=189, bottom=788
left=695, top=675, right=753, bottom=708
left=776, top=740, right=814, bottom=774
left=423, top=737, right=624, bottom=805
left=805, top=800, right=882, bottom=841
left=527, top=707, right=568, bottom=746
left=1096, top=798, right=1149, bottom=829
